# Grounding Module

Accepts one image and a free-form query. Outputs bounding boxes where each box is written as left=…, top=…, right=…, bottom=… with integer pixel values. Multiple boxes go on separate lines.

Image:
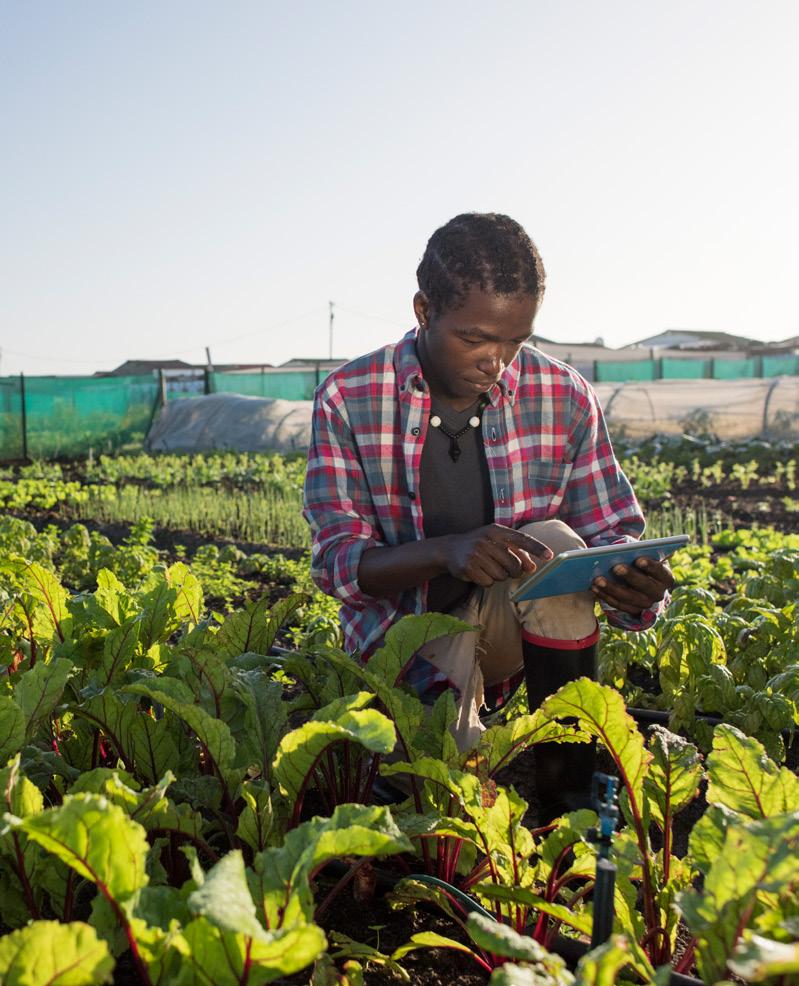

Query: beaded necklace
left=429, top=395, right=489, bottom=462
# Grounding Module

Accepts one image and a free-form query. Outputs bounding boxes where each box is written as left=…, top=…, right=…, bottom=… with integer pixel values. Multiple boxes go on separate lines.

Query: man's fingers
left=592, top=558, right=672, bottom=614
left=469, top=556, right=510, bottom=586
left=494, top=528, right=553, bottom=560
left=608, top=564, right=663, bottom=598
left=479, top=541, right=526, bottom=579
left=633, top=557, right=675, bottom=589
left=592, top=581, right=654, bottom=614
left=508, top=547, right=538, bottom=574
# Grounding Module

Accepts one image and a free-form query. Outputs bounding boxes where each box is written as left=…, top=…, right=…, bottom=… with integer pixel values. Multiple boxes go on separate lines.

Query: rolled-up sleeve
left=302, top=389, right=383, bottom=608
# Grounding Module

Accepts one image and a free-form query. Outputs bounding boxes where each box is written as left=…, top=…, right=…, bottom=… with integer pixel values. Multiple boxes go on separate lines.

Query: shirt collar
left=394, top=328, right=519, bottom=406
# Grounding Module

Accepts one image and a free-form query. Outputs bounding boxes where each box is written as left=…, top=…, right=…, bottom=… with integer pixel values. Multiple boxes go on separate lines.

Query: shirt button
left=411, top=427, right=420, bottom=436
left=408, top=491, right=417, bottom=500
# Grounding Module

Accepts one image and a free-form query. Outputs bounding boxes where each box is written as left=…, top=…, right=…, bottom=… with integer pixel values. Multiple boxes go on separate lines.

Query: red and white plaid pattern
left=303, top=329, right=663, bottom=661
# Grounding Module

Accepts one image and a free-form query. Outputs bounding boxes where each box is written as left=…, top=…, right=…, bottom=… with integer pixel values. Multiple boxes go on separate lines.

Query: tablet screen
left=511, top=535, right=689, bottom=602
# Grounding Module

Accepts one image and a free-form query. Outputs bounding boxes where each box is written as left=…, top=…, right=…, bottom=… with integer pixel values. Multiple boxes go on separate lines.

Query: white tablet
left=511, top=535, right=689, bottom=602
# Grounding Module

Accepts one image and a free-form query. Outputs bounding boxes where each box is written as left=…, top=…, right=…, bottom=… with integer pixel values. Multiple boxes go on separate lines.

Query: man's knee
left=514, top=520, right=597, bottom=640
left=519, top=519, right=587, bottom=556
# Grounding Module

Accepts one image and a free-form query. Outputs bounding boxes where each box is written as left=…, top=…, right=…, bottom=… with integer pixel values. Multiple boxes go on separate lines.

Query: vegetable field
left=0, top=439, right=798, bottom=985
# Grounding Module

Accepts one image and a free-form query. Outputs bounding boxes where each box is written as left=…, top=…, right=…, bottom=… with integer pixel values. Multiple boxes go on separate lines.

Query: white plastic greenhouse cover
left=145, top=377, right=799, bottom=452
left=146, top=394, right=314, bottom=453
left=593, top=376, right=799, bottom=440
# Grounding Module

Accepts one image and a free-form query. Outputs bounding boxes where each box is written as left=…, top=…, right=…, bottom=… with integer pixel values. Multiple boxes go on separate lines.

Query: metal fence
left=2, top=353, right=798, bottom=459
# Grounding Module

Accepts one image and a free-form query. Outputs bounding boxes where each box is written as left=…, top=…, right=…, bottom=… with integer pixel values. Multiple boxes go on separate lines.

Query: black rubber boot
left=522, top=630, right=598, bottom=826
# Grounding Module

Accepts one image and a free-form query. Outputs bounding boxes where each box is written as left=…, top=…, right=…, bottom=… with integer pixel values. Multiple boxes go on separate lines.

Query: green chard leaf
left=166, top=562, right=204, bottom=627
left=390, top=930, right=478, bottom=963
left=23, top=561, right=72, bottom=644
left=71, top=688, right=181, bottom=785
left=573, top=934, right=650, bottom=986
left=679, top=811, right=799, bottom=984
left=642, top=726, right=703, bottom=831
left=99, top=617, right=142, bottom=685
left=136, top=573, right=182, bottom=649
left=366, top=612, right=475, bottom=688
left=538, top=679, right=651, bottom=817
left=14, top=656, right=73, bottom=739
left=273, top=692, right=395, bottom=813
left=489, top=961, right=575, bottom=986
left=728, top=933, right=799, bottom=981
left=124, top=679, right=242, bottom=795
left=0, top=919, right=114, bottom=984
left=687, top=803, right=738, bottom=876
left=174, top=916, right=326, bottom=986
left=706, top=723, right=799, bottom=818
left=11, top=792, right=150, bottom=902
left=214, top=593, right=304, bottom=660
left=237, top=780, right=276, bottom=854
left=188, top=850, right=266, bottom=940
left=252, top=804, right=412, bottom=931
left=232, top=670, right=287, bottom=781
left=0, top=695, right=26, bottom=764
left=466, top=912, right=571, bottom=966
left=476, top=883, right=592, bottom=937
left=475, top=709, right=588, bottom=778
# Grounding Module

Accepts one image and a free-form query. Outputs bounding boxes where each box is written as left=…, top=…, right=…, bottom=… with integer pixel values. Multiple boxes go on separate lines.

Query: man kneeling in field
left=303, top=213, right=673, bottom=822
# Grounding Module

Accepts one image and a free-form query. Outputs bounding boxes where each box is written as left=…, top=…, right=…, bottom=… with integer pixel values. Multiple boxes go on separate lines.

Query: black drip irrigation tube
left=627, top=705, right=796, bottom=745
left=322, top=862, right=703, bottom=985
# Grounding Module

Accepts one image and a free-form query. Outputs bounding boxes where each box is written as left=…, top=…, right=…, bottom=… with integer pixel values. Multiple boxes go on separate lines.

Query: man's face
left=414, top=287, right=538, bottom=409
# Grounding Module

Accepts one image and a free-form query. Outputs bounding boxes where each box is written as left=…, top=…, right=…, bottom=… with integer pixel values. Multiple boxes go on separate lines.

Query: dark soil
left=654, top=479, right=798, bottom=533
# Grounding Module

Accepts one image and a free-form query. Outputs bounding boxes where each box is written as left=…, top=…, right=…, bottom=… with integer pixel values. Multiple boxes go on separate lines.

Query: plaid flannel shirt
left=303, top=329, right=665, bottom=661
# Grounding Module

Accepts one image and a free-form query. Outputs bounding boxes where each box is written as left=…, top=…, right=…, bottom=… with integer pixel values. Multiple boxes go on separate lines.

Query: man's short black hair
left=416, top=212, right=546, bottom=315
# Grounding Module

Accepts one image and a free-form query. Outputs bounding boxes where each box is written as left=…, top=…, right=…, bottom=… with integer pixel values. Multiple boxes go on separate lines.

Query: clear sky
left=1, top=1, right=797, bottom=376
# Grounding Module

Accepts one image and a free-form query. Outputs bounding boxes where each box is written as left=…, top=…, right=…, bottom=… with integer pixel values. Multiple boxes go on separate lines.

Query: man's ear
left=413, top=291, right=431, bottom=329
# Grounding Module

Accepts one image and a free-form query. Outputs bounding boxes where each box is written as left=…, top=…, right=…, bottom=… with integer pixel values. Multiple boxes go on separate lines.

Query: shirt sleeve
left=302, top=388, right=384, bottom=608
left=557, top=381, right=669, bottom=630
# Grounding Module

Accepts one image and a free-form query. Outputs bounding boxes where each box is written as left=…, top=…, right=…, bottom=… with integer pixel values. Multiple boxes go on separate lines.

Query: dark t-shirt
left=420, top=397, right=494, bottom=613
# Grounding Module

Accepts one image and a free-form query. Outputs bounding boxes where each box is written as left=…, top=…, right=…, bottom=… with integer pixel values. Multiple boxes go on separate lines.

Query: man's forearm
left=357, top=538, right=453, bottom=598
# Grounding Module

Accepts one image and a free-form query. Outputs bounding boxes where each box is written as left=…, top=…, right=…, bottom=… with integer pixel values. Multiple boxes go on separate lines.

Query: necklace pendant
left=448, top=439, right=462, bottom=462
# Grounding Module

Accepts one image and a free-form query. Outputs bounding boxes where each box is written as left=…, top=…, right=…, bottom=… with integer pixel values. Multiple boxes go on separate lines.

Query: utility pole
left=329, top=301, right=335, bottom=359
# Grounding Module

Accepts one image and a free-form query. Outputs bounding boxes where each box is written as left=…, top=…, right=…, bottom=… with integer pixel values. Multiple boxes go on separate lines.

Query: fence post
left=19, top=372, right=28, bottom=460
left=204, top=367, right=211, bottom=395
left=159, top=369, right=167, bottom=405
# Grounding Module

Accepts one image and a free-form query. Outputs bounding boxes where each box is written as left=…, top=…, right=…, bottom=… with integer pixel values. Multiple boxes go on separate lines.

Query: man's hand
left=591, top=557, right=675, bottom=616
left=446, top=524, right=553, bottom=587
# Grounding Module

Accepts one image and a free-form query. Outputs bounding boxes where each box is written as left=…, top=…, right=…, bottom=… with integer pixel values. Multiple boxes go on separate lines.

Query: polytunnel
left=145, top=376, right=799, bottom=453
left=593, top=375, right=799, bottom=440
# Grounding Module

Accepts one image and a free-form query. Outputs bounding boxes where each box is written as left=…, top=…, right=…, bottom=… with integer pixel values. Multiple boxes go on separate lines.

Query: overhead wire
left=1, top=306, right=329, bottom=368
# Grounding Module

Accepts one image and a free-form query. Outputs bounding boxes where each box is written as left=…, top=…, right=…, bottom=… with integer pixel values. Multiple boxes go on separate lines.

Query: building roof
left=280, top=357, right=347, bottom=369
left=97, top=359, right=200, bottom=377
left=625, top=329, right=759, bottom=351
left=97, top=359, right=275, bottom=377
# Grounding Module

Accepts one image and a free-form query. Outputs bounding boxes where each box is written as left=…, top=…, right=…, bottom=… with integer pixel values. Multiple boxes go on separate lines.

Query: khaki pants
left=415, top=519, right=598, bottom=750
